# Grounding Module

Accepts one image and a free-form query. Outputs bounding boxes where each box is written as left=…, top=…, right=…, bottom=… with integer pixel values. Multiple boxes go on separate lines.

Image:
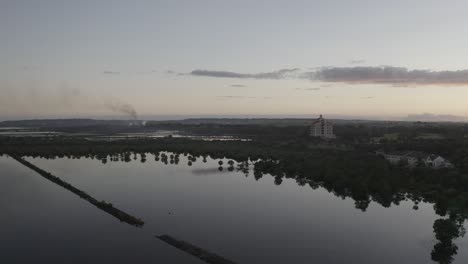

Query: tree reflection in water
left=4, top=149, right=468, bottom=264
left=131, top=152, right=468, bottom=263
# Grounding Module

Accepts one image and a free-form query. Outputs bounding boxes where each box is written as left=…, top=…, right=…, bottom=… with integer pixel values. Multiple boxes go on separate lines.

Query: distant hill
left=1, top=117, right=463, bottom=130
left=0, top=119, right=133, bottom=128
left=147, top=118, right=416, bottom=127
left=405, top=113, right=468, bottom=123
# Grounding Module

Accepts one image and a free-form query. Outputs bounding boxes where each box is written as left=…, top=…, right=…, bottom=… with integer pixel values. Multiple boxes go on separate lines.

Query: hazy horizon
left=2, top=0, right=468, bottom=120
left=2, top=113, right=468, bottom=123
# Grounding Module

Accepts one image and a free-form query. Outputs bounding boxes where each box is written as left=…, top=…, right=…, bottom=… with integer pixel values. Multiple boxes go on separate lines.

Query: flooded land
left=2, top=150, right=467, bottom=264
left=1, top=120, right=468, bottom=264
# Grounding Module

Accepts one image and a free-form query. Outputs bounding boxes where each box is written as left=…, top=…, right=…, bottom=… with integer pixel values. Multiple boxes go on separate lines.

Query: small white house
left=425, top=155, right=453, bottom=169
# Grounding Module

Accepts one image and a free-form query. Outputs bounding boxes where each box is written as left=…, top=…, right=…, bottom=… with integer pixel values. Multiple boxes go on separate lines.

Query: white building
left=425, top=155, right=453, bottom=169
left=310, top=115, right=335, bottom=139
left=376, top=150, right=453, bottom=169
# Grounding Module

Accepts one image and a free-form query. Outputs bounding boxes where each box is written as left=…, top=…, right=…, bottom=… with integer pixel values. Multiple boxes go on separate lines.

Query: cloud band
left=188, top=66, right=468, bottom=86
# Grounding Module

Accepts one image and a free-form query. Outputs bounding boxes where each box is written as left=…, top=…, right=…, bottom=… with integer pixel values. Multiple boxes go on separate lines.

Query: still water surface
left=1, top=154, right=467, bottom=264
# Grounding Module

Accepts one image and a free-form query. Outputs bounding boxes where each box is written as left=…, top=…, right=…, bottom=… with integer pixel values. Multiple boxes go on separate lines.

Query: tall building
left=310, top=115, right=335, bottom=138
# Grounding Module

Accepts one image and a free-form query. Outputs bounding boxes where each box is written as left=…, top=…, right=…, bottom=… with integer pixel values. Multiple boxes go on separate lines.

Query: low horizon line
left=1, top=113, right=468, bottom=124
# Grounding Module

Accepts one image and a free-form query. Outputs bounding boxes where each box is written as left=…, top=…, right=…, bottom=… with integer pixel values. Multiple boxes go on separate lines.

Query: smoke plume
left=106, top=101, right=138, bottom=120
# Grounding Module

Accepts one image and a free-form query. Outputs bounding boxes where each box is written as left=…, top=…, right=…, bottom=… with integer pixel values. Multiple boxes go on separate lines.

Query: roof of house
left=427, top=154, right=442, bottom=161
left=384, top=150, right=429, bottom=159
left=382, top=151, right=448, bottom=162
left=385, top=150, right=411, bottom=157
left=406, top=151, right=428, bottom=159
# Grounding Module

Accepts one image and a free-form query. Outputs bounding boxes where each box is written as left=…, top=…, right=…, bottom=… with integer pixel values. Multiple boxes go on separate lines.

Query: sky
left=2, top=0, right=468, bottom=121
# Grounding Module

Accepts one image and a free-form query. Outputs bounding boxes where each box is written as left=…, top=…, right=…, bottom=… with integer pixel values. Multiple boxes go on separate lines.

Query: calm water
left=1, top=154, right=467, bottom=264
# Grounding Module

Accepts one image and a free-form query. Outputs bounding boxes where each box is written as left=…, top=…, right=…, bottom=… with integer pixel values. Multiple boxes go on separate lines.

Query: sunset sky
left=2, top=0, right=468, bottom=120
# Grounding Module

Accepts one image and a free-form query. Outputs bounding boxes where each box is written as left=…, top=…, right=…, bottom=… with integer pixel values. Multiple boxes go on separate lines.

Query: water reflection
left=0, top=156, right=201, bottom=264
left=432, top=217, right=465, bottom=264
left=5, top=150, right=468, bottom=264
left=11, top=155, right=144, bottom=227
